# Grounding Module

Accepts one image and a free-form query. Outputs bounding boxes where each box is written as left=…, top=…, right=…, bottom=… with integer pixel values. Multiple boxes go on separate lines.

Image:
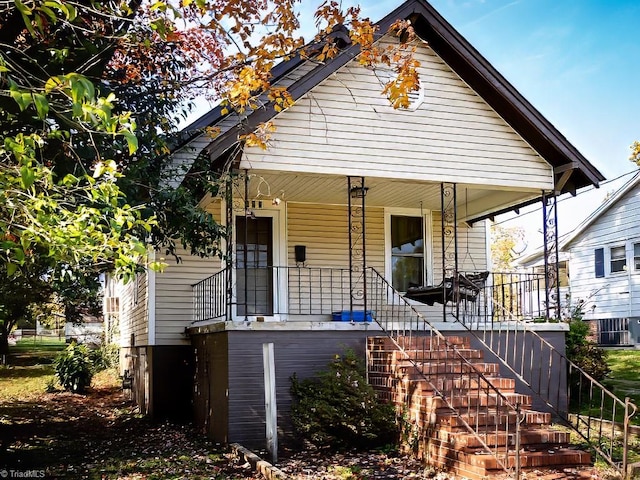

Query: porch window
left=390, top=215, right=424, bottom=291
left=634, top=243, right=640, bottom=270
left=610, top=245, right=626, bottom=273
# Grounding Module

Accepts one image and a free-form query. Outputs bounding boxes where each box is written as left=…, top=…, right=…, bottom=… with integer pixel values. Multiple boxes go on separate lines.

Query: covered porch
left=190, top=170, right=562, bottom=328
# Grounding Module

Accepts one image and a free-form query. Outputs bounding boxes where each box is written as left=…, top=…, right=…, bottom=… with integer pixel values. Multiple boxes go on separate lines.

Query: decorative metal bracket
left=441, top=183, right=458, bottom=321
left=348, top=176, right=367, bottom=317
left=542, top=191, right=561, bottom=320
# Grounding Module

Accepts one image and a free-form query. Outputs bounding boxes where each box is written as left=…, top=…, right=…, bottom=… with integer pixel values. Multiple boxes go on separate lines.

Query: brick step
left=462, top=447, right=591, bottom=471
left=397, top=361, right=501, bottom=376
left=388, top=392, right=532, bottom=414
left=445, top=428, right=571, bottom=449
left=369, top=348, right=484, bottom=362
left=427, top=392, right=532, bottom=409
left=425, top=451, right=595, bottom=480
left=435, top=409, right=552, bottom=429
left=369, top=374, right=517, bottom=394
left=367, top=335, right=471, bottom=350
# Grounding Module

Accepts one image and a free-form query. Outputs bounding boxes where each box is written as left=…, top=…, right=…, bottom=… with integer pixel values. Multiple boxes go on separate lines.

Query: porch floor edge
left=185, top=320, right=568, bottom=335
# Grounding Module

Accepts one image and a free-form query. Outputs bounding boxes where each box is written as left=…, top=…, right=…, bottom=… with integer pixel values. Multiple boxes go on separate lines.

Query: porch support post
left=542, top=191, right=561, bottom=320
left=225, top=173, right=234, bottom=322
left=347, top=176, right=367, bottom=319
left=441, top=183, right=458, bottom=322
left=243, top=170, right=249, bottom=321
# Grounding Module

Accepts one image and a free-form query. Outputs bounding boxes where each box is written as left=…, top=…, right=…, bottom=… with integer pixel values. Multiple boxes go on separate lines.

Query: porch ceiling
left=242, top=172, right=539, bottom=222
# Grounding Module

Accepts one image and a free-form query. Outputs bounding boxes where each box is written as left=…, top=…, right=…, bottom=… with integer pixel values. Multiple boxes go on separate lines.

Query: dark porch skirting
left=188, top=323, right=568, bottom=450
left=120, top=345, right=194, bottom=421
left=191, top=329, right=371, bottom=449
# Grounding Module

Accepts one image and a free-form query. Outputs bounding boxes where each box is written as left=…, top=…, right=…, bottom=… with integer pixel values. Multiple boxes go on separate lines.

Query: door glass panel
left=392, top=256, right=424, bottom=292
left=236, top=217, right=273, bottom=315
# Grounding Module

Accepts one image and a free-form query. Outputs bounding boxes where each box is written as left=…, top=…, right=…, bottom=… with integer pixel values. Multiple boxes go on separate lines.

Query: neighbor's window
left=610, top=245, right=626, bottom=273
left=391, top=215, right=424, bottom=291
left=634, top=243, right=640, bottom=270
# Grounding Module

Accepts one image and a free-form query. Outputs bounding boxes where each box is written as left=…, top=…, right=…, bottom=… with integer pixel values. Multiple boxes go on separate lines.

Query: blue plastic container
left=332, top=310, right=373, bottom=322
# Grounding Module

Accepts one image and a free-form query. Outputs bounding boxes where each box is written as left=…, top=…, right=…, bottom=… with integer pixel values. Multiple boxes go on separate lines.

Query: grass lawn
left=0, top=339, right=266, bottom=479
left=604, top=349, right=640, bottom=426
left=0, top=337, right=67, bottom=402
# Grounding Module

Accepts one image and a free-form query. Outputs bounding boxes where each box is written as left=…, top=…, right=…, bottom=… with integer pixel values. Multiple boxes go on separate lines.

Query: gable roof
left=181, top=0, right=604, bottom=202
left=561, top=172, right=640, bottom=250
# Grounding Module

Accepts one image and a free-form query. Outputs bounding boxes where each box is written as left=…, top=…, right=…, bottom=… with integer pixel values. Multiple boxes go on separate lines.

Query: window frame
left=384, top=208, right=433, bottom=292
left=634, top=242, right=640, bottom=271
left=609, top=244, right=628, bottom=275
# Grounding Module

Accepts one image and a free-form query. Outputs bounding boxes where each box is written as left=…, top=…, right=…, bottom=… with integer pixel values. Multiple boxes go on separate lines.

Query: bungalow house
left=105, top=0, right=631, bottom=476
left=560, top=172, right=640, bottom=346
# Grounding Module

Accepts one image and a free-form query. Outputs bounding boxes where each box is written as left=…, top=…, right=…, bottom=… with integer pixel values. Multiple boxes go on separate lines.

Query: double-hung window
left=610, top=245, right=626, bottom=273
left=634, top=243, right=640, bottom=271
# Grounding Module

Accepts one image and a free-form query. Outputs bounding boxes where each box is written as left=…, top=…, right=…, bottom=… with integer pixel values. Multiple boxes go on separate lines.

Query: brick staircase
left=367, top=335, right=595, bottom=479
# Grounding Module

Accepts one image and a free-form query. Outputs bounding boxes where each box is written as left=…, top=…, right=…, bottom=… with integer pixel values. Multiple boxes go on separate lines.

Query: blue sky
left=357, top=0, right=640, bottom=248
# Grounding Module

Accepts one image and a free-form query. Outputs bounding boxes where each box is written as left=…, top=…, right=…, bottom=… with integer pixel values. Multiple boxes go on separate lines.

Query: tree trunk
left=0, top=327, right=9, bottom=359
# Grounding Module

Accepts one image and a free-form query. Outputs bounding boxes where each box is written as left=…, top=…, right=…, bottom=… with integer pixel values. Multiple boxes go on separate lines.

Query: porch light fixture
left=350, top=186, right=369, bottom=198
left=245, top=208, right=256, bottom=219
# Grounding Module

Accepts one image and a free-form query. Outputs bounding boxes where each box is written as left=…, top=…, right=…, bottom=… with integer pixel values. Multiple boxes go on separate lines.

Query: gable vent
left=374, top=68, right=424, bottom=111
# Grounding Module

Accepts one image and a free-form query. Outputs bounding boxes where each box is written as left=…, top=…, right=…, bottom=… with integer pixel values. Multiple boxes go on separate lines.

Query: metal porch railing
left=193, top=266, right=355, bottom=322
left=192, top=268, right=228, bottom=322
left=450, top=271, right=638, bottom=477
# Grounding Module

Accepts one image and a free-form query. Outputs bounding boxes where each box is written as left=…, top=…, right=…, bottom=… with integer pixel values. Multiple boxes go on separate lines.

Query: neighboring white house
left=560, top=172, right=640, bottom=346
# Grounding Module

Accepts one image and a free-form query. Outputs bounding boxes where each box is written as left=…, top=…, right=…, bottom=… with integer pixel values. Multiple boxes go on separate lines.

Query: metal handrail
left=366, top=267, right=524, bottom=475
left=451, top=271, right=638, bottom=476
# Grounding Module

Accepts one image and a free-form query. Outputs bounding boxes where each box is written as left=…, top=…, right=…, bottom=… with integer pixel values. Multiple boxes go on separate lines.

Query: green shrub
left=89, top=344, right=119, bottom=372
left=54, top=342, right=93, bottom=393
left=566, top=319, right=610, bottom=381
left=290, top=349, right=398, bottom=450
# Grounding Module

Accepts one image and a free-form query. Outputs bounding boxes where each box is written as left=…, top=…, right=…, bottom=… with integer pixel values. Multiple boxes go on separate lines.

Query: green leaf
left=20, top=164, right=36, bottom=189
left=9, top=84, right=32, bottom=111
left=122, top=131, right=139, bottom=155
left=15, top=0, right=37, bottom=37
left=14, top=0, right=32, bottom=15
left=6, top=262, right=17, bottom=277
left=44, top=76, right=61, bottom=93
left=33, top=93, right=49, bottom=119
left=13, top=247, right=25, bottom=263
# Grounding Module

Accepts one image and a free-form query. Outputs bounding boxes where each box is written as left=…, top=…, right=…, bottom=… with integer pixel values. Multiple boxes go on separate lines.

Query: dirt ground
left=0, top=379, right=267, bottom=479
left=0, top=371, right=434, bottom=480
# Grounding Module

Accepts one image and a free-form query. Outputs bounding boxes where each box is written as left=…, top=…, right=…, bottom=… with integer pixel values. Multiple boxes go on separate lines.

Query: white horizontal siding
left=116, top=273, right=149, bottom=347
left=163, top=135, right=212, bottom=189
left=286, top=202, right=384, bottom=270
left=567, top=186, right=640, bottom=319
left=241, top=36, right=553, bottom=190
left=154, top=247, right=224, bottom=345
left=154, top=201, right=224, bottom=345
